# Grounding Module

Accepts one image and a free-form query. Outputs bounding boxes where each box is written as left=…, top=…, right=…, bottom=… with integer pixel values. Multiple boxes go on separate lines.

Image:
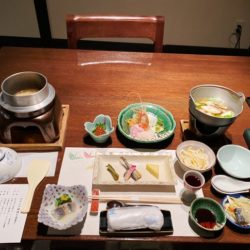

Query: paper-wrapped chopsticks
left=88, top=194, right=182, bottom=204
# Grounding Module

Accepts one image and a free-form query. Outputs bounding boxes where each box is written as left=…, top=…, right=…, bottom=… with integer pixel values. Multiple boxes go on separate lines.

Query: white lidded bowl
left=176, top=140, right=216, bottom=173
left=0, top=147, right=21, bottom=183
left=217, top=144, right=250, bottom=179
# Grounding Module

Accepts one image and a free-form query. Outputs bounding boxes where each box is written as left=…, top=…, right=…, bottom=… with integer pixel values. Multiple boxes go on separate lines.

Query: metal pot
left=189, top=84, right=245, bottom=127
left=0, top=71, right=55, bottom=118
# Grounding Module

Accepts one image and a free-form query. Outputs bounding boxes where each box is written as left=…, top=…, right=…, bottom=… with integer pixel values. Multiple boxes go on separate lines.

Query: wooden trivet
left=0, top=104, right=69, bottom=152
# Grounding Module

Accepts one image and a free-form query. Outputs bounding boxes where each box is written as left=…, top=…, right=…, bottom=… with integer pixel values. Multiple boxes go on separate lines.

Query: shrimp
left=127, top=108, right=149, bottom=130
left=137, top=109, right=149, bottom=130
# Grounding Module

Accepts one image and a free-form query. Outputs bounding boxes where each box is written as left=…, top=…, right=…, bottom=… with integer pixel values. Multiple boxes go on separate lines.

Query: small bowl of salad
left=84, top=114, right=114, bottom=143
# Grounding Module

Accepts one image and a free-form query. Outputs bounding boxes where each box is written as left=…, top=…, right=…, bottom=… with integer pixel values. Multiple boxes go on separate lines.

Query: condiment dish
left=189, top=197, right=226, bottom=235
left=176, top=140, right=216, bottom=173
left=181, top=170, right=205, bottom=204
left=84, top=114, right=114, bottom=143
left=217, top=144, right=250, bottom=179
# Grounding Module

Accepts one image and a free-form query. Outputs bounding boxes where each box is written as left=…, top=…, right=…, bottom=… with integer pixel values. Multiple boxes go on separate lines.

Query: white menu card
left=0, top=184, right=28, bottom=243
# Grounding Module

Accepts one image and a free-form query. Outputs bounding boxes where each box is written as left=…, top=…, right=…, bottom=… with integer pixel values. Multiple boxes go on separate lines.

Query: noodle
left=180, top=146, right=209, bottom=170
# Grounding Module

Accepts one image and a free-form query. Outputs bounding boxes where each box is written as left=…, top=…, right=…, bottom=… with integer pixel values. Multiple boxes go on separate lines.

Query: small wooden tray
left=0, top=105, right=69, bottom=152
left=180, top=119, right=190, bottom=133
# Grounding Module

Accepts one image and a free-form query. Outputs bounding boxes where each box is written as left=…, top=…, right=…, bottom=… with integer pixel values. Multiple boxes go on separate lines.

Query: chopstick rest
left=90, top=189, right=100, bottom=215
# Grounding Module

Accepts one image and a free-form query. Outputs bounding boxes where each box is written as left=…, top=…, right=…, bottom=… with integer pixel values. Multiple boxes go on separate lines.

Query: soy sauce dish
left=189, top=197, right=226, bottom=236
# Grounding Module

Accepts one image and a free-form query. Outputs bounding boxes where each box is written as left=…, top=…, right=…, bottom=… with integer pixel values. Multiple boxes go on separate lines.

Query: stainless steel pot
left=0, top=71, right=55, bottom=118
left=189, top=84, right=245, bottom=127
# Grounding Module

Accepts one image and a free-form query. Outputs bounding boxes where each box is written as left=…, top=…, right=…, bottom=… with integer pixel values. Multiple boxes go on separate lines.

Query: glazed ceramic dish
left=217, top=144, right=250, bottom=179
left=189, top=197, right=226, bottom=233
left=222, top=194, right=250, bottom=231
left=84, top=114, right=114, bottom=143
left=38, top=184, right=88, bottom=230
left=117, top=103, right=176, bottom=143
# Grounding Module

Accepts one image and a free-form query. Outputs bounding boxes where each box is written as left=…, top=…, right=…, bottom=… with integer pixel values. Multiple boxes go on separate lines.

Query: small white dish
left=211, top=179, right=249, bottom=195
left=217, top=144, right=250, bottom=179
left=38, top=184, right=88, bottom=230
left=211, top=175, right=250, bottom=194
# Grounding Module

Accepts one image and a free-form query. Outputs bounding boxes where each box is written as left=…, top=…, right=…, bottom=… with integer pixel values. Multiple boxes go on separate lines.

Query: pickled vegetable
left=106, top=164, right=119, bottom=181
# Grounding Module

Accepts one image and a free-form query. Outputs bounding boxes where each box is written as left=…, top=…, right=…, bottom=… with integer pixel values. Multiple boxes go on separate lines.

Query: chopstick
left=88, top=195, right=182, bottom=204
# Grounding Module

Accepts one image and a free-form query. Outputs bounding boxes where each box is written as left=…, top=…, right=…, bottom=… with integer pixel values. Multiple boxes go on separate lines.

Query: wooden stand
left=180, top=119, right=231, bottom=152
left=0, top=105, right=69, bottom=151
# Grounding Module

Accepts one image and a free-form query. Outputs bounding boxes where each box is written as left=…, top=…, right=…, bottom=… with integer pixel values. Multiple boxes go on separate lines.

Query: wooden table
left=1, top=47, right=250, bottom=248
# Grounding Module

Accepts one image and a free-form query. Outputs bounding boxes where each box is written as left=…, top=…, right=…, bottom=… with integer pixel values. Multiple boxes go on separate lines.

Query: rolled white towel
left=107, top=206, right=164, bottom=231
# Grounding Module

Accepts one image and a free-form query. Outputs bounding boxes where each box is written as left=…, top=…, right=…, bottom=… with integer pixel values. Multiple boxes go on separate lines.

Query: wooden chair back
left=66, top=15, right=165, bottom=52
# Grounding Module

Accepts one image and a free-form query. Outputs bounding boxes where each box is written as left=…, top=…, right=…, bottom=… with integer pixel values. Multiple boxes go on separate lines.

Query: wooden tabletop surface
left=1, top=47, right=250, bottom=246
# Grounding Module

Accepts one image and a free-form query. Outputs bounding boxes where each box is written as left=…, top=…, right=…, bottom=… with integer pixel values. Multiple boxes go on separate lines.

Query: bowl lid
left=0, top=147, right=21, bottom=184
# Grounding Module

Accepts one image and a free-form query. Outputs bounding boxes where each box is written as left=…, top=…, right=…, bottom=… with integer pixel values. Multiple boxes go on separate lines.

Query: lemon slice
left=146, top=164, right=159, bottom=179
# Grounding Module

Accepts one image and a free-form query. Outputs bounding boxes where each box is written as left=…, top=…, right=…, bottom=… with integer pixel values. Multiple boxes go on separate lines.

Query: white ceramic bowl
left=217, top=144, right=250, bottom=179
left=176, top=140, right=216, bottom=173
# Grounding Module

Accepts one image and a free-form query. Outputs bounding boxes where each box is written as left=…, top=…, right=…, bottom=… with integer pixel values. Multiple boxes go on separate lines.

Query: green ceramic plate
left=117, top=103, right=176, bottom=143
